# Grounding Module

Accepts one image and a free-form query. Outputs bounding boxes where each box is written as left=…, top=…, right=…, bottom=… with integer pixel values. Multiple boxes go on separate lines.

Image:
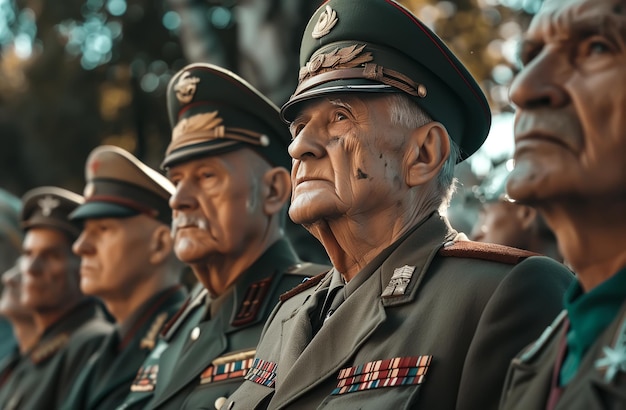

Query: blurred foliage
left=0, top=0, right=540, bottom=198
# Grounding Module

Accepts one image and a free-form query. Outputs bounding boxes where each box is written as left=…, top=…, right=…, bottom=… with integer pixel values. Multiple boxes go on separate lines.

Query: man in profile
left=62, top=145, right=187, bottom=410
left=0, top=186, right=112, bottom=409
left=223, top=0, right=573, bottom=408
left=499, top=0, right=626, bottom=408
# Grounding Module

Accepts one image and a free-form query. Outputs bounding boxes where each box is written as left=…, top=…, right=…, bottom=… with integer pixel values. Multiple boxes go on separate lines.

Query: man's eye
left=291, top=122, right=305, bottom=138
left=580, top=36, right=614, bottom=57
left=334, top=112, right=347, bottom=121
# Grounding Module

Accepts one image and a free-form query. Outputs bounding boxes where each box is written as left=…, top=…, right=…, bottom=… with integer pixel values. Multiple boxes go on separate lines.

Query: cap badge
left=174, top=71, right=201, bottom=104
left=38, top=195, right=60, bottom=217
left=312, top=5, right=338, bottom=39
left=172, top=111, right=225, bottom=144
left=299, top=44, right=373, bottom=82
left=381, top=265, right=416, bottom=298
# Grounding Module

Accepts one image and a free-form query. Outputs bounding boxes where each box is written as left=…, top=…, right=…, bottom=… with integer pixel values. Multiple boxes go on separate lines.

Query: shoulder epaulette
left=140, top=312, right=169, bottom=350
left=30, top=333, right=69, bottom=365
left=280, top=270, right=328, bottom=302
left=438, top=240, right=539, bottom=265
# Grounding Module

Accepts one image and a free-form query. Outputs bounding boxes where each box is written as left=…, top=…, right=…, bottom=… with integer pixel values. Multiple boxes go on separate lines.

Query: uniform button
left=190, top=327, right=200, bottom=341
left=214, top=397, right=227, bottom=409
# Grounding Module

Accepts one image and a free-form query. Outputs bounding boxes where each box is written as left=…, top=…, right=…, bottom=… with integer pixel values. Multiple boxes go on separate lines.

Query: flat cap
left=162, top=63, right=291, bottom=170
left=21, top=187, right=84, bottom=239
left=70, top=145, right=174, bottom=225
left=281, top=0, right=491, bottom=161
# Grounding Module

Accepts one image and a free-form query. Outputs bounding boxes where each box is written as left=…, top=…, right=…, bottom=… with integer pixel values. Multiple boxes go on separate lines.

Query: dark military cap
left=162, top=63, right=291, bottom=170
left=70, top=145, right=174, bottom=225
left=21, top=187, right=84, bottom=239
left=281, top=0, right=491, bottom=161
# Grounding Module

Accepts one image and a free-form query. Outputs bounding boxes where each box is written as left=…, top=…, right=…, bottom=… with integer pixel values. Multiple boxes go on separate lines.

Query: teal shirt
left=560, top=266, right=626, bottom=385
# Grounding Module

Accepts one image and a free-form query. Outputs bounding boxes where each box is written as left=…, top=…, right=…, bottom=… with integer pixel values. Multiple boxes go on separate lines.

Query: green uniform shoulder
left=438, top=240, right=539, bottom=265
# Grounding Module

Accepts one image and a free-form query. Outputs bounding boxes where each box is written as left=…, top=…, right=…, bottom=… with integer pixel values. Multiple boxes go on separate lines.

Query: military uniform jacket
left=60, top=286, right=187, bottom=410
left=0, top=298, right=113, bottom=410
left=500, top=301, right=626, bottom=410
left=118, top=238, right=329, bottom=410
left=223, top=214, right=574, bottom=410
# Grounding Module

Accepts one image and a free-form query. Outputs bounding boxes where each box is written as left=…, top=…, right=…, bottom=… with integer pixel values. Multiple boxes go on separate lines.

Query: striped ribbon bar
left=200, top=357, right=256, bottom=384
left=243, top=358, right=278, bottom=387
left=332, top=355, right=432, bottom=395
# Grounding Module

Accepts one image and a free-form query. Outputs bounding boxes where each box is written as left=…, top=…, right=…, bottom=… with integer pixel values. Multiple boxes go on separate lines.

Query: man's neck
left=309, top=208, right=435, bottom=281
left=11, top=319, right=38, bottom=354
left=540, top=199, right=626, bottom=292
left=33, top=297, right=84, bottom=334
left=104, top=279, right=175, bottom=326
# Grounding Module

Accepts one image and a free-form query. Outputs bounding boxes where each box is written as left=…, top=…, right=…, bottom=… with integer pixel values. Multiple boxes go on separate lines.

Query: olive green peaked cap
left=70, top=145, right=175, bottom=225
left=163, top=63, right=291, bottom=170
left=281, top=0, right=491, bottom=161
left=21, top=186, right=84, bottom=239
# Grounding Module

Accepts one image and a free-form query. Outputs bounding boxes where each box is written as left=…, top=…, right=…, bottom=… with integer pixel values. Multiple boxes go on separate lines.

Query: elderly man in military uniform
left=222, top=1, right=575, bottom=409
left=117, top=63, right=329, bottom=410
left=60, top=145, right=187, bottom=410
left=0, top=187, right=113, bottom=409
left=498, top=0, right=626, bottom=408
left=470, top=161, right=561, bottom=261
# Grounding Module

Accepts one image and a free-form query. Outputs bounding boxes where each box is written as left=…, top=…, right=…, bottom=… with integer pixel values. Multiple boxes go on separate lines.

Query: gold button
left=214, top=397, right=227, bottom=409
left=190, top=327, right=200, bottom=341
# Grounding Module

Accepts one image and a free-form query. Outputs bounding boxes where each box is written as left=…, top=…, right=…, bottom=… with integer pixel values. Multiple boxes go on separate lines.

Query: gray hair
left=386, top=93, right=459, bottom=210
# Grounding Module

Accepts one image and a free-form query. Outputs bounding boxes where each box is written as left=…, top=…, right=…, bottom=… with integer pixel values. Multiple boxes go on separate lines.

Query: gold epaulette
left=438, top=240, right=540, bottom=265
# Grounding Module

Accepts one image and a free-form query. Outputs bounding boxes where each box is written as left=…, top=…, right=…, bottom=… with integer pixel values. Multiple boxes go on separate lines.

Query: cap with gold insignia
left=20, top=186, right=84, bottom=239
left=281, top=0, right=491, bottom=161
left=69, top=145, right=174, bottom=225
left=162, top=63, right=291, bottom=170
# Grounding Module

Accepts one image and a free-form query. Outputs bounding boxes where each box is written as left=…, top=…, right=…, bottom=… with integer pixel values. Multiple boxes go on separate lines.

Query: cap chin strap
left=293, top=63, right=426, bottom=99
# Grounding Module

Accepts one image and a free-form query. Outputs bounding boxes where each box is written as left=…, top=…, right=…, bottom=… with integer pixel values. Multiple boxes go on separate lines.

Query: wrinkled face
left=507, top=0, right=626, bottom=203
left=470, top=202, right=529, bottom=248
left=20, top=228, right=82, bottom=313
left=167, top=149, right=267, bottom=263
left=0, top=264, right=30, bottom=320
left=288, top=95, right=409, bottom=225
left=73, top=216, right=156, bottom=299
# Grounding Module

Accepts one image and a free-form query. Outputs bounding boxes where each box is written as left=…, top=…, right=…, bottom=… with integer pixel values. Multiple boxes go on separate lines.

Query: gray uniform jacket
left=500, top=303, right=626, bottom=410
left=223, top=214, right=574, bottom=410
left=118, top=238, right=330, bottom=410
left=0, top=298, right=113, bottom=410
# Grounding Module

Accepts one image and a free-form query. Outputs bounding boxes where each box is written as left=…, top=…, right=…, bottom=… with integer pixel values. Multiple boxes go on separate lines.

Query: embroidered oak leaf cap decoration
left=21, top=186, right=84, bottom=239
left=69, top=145, right=175, bottom=225
left=281, top=0, right=492, bottom=162
left=163, top=63, right=291, bottom=170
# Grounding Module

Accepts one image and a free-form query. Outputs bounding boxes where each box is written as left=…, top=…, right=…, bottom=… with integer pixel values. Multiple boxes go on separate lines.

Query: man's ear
left=262, top=167, right=291, bottom=216
left=404, top=122, right=450, bottom=187
left=149, top=224, right=174, bottom=265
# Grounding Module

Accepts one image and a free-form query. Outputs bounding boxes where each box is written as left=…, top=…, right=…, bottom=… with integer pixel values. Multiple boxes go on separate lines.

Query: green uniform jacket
left=223, top=214, right=574, bottom=410
left=61, top=286, right=188, bottom=410
left=0, top=298, right=113, bottom=410
left=499, top=303, right=626, bottom=409
left=117, top=238, right=330, bottom=410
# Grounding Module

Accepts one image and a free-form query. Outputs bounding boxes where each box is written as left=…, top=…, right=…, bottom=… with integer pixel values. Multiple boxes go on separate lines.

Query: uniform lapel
left=276, top=276, right=333, bottom=376
left=152, top=312, right=227, bottom=406
left=271, top=265, right=386, bottom=408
